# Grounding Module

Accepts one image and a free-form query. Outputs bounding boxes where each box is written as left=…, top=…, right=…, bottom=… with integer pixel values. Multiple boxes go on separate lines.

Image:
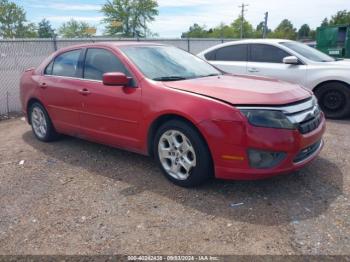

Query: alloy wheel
left=31, top=106, right=48, bottom=139
left=158, top=130, right=197, bottom=180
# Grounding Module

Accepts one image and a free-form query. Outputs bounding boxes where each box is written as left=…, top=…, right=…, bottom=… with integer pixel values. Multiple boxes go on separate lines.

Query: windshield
left=120, top=46, right=221, bottom=81
left=280, top=41, right=335, bottom=62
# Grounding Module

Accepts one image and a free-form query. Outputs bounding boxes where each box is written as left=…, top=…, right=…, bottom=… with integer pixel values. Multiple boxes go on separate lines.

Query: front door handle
left=39, top=82, right=48, bottom=89
left=248, top=68, right=259, bottom=73
left=78, top=88, right=91, bottom=96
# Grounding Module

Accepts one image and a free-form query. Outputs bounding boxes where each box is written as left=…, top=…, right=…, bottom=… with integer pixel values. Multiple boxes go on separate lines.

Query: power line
left=238, top=3, right=249, bottom=39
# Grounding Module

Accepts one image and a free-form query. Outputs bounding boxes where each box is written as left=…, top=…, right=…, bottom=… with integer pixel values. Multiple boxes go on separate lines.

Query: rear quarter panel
left=20, top=69, right=41, bottom=118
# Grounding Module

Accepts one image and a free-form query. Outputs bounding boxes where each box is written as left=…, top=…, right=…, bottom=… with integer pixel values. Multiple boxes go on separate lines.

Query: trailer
left=316, top=24, right=350, bottom=59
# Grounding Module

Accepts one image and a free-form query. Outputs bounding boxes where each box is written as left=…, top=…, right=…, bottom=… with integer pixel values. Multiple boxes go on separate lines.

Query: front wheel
left=315, top=82, right=350, bottom=119
left=154, top=120, right=213, bottom=187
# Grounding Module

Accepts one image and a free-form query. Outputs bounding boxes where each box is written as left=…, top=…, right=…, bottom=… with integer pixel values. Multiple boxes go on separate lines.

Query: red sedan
left=20, top=42, right=326, bottom=187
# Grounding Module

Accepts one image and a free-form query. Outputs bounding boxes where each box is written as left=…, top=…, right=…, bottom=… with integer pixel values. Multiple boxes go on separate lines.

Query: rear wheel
left=29, top=102, right=59, bottom=142
left=154, top=120, right=213, bottom=187
left=315, top=82, right=350, bottom=119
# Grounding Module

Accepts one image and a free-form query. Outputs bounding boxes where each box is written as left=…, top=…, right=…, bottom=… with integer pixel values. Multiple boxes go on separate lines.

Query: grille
left=281, top=96, right=322, bottom=135
left=298, top=112, right=322, bottom=134
left=294, top=140, right=322, bottom=163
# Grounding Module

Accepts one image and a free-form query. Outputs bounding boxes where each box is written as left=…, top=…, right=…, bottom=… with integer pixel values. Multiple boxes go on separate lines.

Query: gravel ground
left=0, top=118, right=349, bottom=255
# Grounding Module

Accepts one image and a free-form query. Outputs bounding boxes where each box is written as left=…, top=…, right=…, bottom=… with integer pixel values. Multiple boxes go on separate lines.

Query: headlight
left=240, top=109, right=296, bottom=129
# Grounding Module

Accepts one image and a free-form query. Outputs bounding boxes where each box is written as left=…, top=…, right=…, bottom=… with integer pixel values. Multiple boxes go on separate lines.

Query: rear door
left=40, top=49, right=83, bottom=135
left=79, top=48, right=142, bottom=150
left=204, top=44, right=248, bottom=74
left=247, top=44, right=307, bottom=85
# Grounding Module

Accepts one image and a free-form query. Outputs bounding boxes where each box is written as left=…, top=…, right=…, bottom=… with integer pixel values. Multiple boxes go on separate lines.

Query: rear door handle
left=78, top=88, right=91, bottom=96
left=248, top=68, right=259, bottom=73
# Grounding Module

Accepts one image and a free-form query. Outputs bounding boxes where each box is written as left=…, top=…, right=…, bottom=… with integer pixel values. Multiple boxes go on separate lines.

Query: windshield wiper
left=152, top=76, right=187, bottom=81
left=197, top=73, right=222, bottom=78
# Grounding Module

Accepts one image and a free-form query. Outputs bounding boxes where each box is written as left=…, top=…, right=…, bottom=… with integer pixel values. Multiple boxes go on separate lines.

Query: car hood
left=315, top=60, right=350, bottom=67
left=163, top=74, right=312, bottom=105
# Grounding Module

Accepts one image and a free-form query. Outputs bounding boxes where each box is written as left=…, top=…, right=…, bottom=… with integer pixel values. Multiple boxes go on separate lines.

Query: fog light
left=248, top=149, right=286, bottom=169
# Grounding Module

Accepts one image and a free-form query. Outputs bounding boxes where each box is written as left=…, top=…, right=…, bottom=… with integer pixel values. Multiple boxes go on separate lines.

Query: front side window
left=250, top=44, right=290, bottom=63
left=215, top=44, right=248, bottom=61
left=83, top=48, right=130, bottom=81
left=120, top=46, right=221, bottom=81
left=52, top=49, right=81, bottom=77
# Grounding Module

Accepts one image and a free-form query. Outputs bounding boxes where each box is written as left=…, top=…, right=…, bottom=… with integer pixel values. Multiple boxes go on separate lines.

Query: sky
left=13, top=0, right=350, bottom=37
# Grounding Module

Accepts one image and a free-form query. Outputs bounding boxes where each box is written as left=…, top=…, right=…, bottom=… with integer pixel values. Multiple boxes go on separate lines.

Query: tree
left=38, top=19, right=54, bottom=38
left=208, top=23, right=235, bottom=38
left=321, top=18, right=329, bottom=27
left=310, top=29, right=316, bottom=40
left=102, top=0, right=158, bottom=37
left=0, top=0, right=37, bottom=38
left=181, top=23, right=208, bottom=38
left=230, top=16, right=255, bottom=38
left=269, top=19, right=297, bottom=40
left=329, top=10, right=350, bottom=25
left=255, top=21, right=265, bottom=37
left=19, top=22, right=37, bottom=38
left=254, top=21, right=270, bottom=38
left=58, top=19, right=96, bottom=38
left=298, top=24, right=311, bottom=39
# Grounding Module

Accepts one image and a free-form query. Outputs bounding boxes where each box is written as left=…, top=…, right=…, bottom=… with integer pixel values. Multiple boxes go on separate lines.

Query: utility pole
left=263, top=12, right=269, bottom=38
left=238, top=3, right=249, bottom=39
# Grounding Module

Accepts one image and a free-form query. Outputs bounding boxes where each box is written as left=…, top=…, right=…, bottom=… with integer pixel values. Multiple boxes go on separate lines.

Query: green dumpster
left=316, top=25, right=350, bottom=59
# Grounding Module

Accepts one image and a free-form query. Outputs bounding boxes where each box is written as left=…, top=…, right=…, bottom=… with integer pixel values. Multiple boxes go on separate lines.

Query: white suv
left=198, top=39, right=350, bottom=118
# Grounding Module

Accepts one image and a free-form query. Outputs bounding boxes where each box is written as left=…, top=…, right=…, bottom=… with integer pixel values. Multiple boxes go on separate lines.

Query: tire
left=29, top=102, right=60, bottom=142
left=154, top=119, right=213, bottom=187
left=314, top=82, right=350, bottom=119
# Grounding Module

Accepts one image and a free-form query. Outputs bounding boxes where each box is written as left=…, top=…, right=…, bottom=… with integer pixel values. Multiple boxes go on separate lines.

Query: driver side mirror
left=103, top=72, right=129, bottom=86
left=283, top=56, right=299, bottom=65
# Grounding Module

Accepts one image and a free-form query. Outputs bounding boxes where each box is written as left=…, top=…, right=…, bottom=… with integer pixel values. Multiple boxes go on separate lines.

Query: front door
left=78, top=48, right=142, bottom=150
left=246, top=44, right=307, bottom=86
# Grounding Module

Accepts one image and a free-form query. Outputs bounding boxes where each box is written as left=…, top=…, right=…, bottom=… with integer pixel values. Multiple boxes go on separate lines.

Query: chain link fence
left=0, top=38, right=237, bottom=116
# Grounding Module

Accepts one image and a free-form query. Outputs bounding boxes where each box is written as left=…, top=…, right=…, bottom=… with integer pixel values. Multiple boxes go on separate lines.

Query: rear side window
left=215, top=44, right=248, bottom=61
left=83, top=48, right=130, bottom=81
left=250, top=44, right=290, bottom=63
left=52, top=50, right=81, bottom=77
left=204, top=50, right=216, bottom=60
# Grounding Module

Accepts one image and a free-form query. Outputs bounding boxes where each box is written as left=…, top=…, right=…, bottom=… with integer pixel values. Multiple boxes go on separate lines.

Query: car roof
left=57, top=41, right=167, bottom=53
left=224, top=39, right=293, bottom=44
left=197, top=39, right=294, bottom=55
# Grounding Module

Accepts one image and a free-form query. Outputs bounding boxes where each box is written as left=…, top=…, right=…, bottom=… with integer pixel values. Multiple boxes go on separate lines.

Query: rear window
left=204, top=50, right=216, bottom=60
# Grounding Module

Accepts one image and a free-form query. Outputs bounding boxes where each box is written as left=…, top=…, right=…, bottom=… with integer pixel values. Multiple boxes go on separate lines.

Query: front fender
left=139, top=82, right=245, bottom=153
left=307, top=67, right=350, bottom=89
